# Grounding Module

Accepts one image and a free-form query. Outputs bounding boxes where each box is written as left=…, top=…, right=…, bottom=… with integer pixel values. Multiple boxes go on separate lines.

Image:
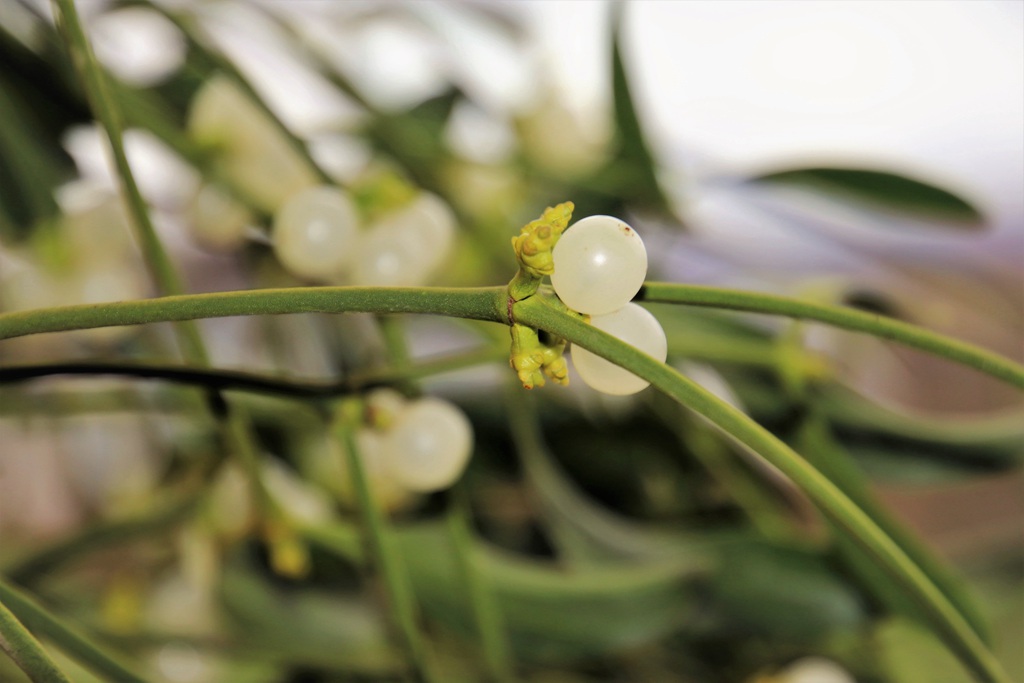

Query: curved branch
left=639, top=282, right=1024, bottom=390
left=513, top=293, right=1008, bottom=683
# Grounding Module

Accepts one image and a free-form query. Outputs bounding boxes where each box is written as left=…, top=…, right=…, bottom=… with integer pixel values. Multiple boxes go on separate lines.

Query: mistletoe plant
left=0, top=2, right=1022, bottom=683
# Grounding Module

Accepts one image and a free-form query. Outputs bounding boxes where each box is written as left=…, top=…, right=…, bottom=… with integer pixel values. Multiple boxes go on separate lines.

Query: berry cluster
left=186, top=77, right=456, bottom=287
left=550, top=216, right=667, bottom=395
left=338, top=389, right=474, bottom=510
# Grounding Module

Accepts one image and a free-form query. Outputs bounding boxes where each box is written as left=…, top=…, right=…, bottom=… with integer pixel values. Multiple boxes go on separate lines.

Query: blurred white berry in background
left=350, top=193, right=456, bottom=287
left=272, top=185, right=360, bottom=282
left=381, top=397, right=474, bottom=493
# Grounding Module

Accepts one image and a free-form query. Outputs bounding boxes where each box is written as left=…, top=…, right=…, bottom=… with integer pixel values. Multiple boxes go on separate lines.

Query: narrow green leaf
left=0, top=594, right=72, bottom=683
left=752, top=167, right=984, bottom=227
left=397, top=522, right=709, bottom=663
left=0, top=580, right=141, bottom=682
left=710, top=542, right=866, bottom=640
left=606, top=2, right=670, bottom=212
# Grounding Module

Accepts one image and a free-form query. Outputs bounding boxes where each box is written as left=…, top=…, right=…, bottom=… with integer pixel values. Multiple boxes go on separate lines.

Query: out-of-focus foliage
left=0, top=2, right=1020, bottom=683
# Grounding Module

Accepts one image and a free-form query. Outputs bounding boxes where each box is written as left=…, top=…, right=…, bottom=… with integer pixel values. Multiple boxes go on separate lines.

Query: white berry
left=781, top=657, right=856, bottom=683
left=272, top=186, right=359, bottom=281
left=382, top=398, right=473, bottom=492
left=349, top=193, right=456, bottom=287
left=571, top=303, right=667, bottom=395
left=550, top=215, right=647, bottom=315
left=403, top=193, right=457, bottom=275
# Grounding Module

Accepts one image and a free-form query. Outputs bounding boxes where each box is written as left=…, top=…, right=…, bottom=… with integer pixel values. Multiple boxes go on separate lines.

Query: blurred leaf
left=220, top=565, right=398, bottom=673
left=751, top=167, right=984, bottom=227
left=821, top=386, right=1024, bottom=454
left=508, top=391, right=711, bottom=565
left=816, top=385, right=1024, bottom=482
left=602, top=2, right=670, bottom=214
left=0, top=27, right=81, bottom=239
left=397, top=522, right=708, bottom=663
left=878, top=617, right=974, bottom=683
left=709, top=541, right=867, bottom=641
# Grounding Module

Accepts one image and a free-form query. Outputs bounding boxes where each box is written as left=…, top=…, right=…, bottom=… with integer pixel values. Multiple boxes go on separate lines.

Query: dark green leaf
left=752, top=167, right=984, bottom=228
left=603, top=2, right=670, bottom=213
left=710, top=541, right=867, bottom=641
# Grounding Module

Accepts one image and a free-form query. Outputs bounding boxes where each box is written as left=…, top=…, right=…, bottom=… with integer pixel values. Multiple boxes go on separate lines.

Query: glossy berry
left=350, top=193, right=455, bottom=287
left=272, top=186, right=359, bottom=281
left=550, top=215, right=647, bottom=315
left=780, top=657, right=856, bottom=683
left=382, top=398, right=473, bottom=492
left=571, top=303, right=667, bottom=395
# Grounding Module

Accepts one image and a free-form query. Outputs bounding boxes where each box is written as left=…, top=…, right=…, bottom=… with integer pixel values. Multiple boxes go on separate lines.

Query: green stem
left=445, top=484, right=516, bottom=682
left=0, top=286, right=507, bottom=342
left=53, top=0, right=207, bottom=364
left=0, top=592, right=72, bottom=683
left=640, top=282, right=1024, bottom=390
left=793, top=411, right=990, bottom=641
left=52, top=0, right=293, bottom=554
left=0, top=579, right=146, bottom=682
left=513, top=293, right=1009, bottom=683
left=333, top=412, right=436, bottom=683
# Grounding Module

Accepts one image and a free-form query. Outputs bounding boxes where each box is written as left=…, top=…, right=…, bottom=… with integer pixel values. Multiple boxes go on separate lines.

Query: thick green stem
left=0, top=286, right=507, bottom=342
left=513, top=294, right=1009, bottom=683
left=640, top=282, right=1024, bottom=390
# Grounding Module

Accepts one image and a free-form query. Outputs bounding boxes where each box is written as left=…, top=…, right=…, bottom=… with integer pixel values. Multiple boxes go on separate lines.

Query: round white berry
left=571, top=303, right=667, bottom=395
left=382, top=398, right=473, bottom=492
left=405, top=193, right=456, bottom=267
left=349, top=193, right=456, bottom=287
left=550, top=215, right=647, bottom=315
left=272, top=186, right=359, bottom=281
left=781, top=657, right=856, bottom=683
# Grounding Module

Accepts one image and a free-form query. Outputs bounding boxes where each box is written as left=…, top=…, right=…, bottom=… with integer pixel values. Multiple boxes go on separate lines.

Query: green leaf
left=710, top=542, right=866, bottom=641
left=603, top=2, right=670, bottom=213
left=397, top=522, right=709, bottom=663
left=751, top=167, right=984, bottom=227
left=220, top=567, right=399, bottom=673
